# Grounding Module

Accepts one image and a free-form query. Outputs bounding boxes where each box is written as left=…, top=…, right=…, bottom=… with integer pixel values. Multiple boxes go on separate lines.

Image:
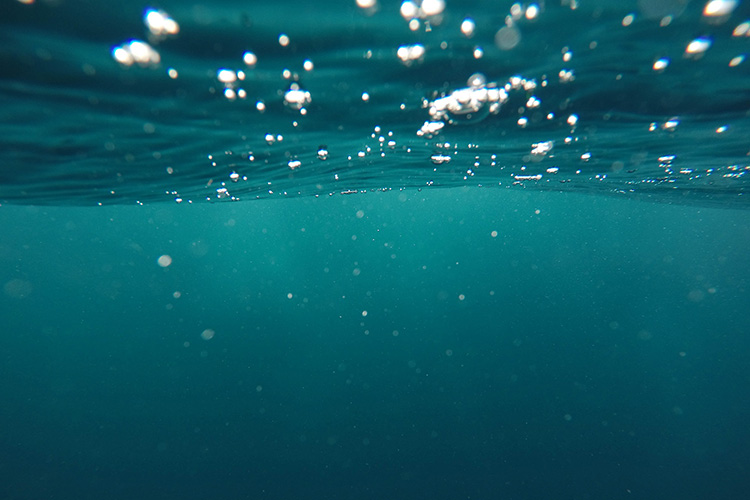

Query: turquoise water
left=2, top=1, right=750, bottom=499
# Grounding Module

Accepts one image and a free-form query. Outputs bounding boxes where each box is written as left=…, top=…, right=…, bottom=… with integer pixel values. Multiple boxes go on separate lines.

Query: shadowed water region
left=1, top=1, right=750, bottom=500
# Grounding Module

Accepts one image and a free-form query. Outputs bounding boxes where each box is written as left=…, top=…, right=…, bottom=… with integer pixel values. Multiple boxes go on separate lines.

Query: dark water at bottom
left=1, top=187, right=749, bottom=500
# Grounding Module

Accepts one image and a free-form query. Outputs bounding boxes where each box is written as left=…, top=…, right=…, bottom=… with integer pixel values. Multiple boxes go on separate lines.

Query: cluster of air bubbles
left=558, top=69, right=575, bottom=83
left=144, top=8, right=179, bottom=39
left=112, top=40, right=161, bottom=67
left=397, top=44, right=426, bottom=66
left=278, top=64, right=313, bottom=114
left=530, top=141, right=554, bottom=158
left=420, top=73, right=544, bottom=135
left=284, top=82, right=312, bottom=113
left=112, top=8, right=178, bottom=68
left=493, top=3, right=542, bottom=51
left=216, top=69, right=249, bottom=100
left=400, top=0, right=446, bottom=30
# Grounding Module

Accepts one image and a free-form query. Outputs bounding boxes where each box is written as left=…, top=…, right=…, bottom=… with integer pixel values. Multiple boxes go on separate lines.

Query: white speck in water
left=217, top=69, right=237, bottom=83
left=703, top=0, right=738, bottom=18
left=685, top=37, right=712, bottom=56
left=243, top=51, right=257, bottom=66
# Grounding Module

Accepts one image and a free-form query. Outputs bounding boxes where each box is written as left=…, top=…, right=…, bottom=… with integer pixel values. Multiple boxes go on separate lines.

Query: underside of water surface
left=1, top=0, right=749, bottom=207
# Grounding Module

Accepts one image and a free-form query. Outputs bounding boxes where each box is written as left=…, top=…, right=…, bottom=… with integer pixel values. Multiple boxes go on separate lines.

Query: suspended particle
left=653, top=58, right=670, bottom=71
left=461, top=18, right=475, bottom=37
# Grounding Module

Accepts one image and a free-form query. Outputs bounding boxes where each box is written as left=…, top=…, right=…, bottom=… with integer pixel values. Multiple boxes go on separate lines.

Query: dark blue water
left=2, top=1, right=750, bottom=499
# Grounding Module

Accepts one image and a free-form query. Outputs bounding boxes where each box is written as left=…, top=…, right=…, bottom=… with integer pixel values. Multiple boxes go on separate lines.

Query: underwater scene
left=1, top=0, right=750, bottom=499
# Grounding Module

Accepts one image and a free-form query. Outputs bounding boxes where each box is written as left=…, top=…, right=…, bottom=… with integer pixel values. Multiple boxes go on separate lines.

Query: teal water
left=3, top=191, right=749, bottom=499
left=2, top=1, right=750, bottom=499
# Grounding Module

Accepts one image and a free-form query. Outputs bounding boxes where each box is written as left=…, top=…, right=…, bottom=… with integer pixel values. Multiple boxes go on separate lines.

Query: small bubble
left=200, top=329, right=215, bottom=340
left=662, top=117, right=679, bottom=130
left=243, top=51, right=257, bottom=66
left=421, top=0, right=445, bottom=16
left=653, top=58, right=669, bottom=71
left=157, top=255, right=172, bottom=267
left=733, top=21, right=750, bottom=37
left=559, top=69, right=574, bottom=82
left=468, top=72, right=486, bottom=88
left=400, top=1, right=418, bottom=19
left=703, top=0, right=738, bottom=18
left=397, top=44, right=425, bottom=65
left=284, top=84, right=311, bottom=110
left=495, top=26, right=521, bottom=50
left=525, top=4, right=540, bottom=19
left=431, top=154, right=451, bottom=165
left=217, top=69, right=237, bottom=83
left=685, top=37, right=712, bottom=56
left=144, top=8, right=179, bottom=36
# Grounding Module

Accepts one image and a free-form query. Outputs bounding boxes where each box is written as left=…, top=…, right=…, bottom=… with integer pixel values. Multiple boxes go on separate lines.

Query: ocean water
left=1, top=0, right=750, bottom=499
